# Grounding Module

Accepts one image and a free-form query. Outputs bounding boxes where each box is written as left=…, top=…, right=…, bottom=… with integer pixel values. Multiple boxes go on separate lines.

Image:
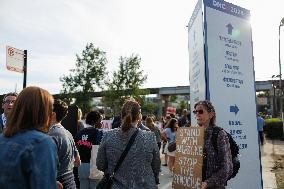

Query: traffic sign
left=6, top=46, right=25, bottom=73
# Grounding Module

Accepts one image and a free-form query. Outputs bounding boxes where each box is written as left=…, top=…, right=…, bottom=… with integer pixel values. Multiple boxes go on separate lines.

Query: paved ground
left=262, top=138, right=284, bottom=189
left=158, top=155, right=173, bottom=189
left=158, top=137, right=284, bottom=189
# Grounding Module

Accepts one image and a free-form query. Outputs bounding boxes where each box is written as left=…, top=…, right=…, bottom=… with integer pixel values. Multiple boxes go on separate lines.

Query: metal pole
left=273, top=82, right=276, bottom=117
left=23, top=50, right=27, bottom=89
left=279, top=21, right=284, bottom=138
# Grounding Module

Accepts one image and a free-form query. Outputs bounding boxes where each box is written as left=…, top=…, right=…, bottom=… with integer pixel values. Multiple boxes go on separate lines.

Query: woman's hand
left=57, top=181, right=63, bottom=189
left=74, top=154, right=81, bottom=167
left=201, top=181, right=207, bottom=189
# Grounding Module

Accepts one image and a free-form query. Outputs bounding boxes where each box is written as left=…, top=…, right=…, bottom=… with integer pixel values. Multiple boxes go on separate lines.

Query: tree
left=60, top=43, right=107, bottom=114
left=170, top=95, right=178, bottom=103
left=102, top=54, right=148, bottom=115
left=177, top=100, right=188, bottom=115
left=141, top=101, right=159, bottom=117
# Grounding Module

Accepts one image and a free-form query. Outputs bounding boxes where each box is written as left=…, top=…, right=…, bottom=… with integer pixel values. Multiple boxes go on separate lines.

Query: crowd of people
left=0, top=86, right=238, bottom=189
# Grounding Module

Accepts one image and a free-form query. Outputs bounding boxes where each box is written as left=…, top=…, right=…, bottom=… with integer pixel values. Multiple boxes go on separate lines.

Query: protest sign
left=173, top=126, right=204, bottom=189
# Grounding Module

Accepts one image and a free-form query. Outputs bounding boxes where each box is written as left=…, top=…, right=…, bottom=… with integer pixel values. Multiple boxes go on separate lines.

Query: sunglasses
left=4, top=100, right=16, bottom=104
left=193, top=109, right=204, bottom=115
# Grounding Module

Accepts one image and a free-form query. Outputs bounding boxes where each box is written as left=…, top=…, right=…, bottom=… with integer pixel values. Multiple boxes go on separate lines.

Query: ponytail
left=121, top=99, right=141, bottom=132
left=122, top=110, right=133, bottom=132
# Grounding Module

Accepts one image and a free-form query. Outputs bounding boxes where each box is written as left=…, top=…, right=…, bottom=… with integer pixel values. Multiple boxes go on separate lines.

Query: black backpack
left=212, top=126, right=240, bottom=180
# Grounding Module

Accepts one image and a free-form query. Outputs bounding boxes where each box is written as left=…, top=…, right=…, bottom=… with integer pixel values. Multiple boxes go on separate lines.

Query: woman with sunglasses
left=194, top=100, right=233, bottom=189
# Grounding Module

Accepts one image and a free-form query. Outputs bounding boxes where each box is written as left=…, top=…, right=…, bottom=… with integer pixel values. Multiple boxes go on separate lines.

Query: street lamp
left=279, top=17, right=284, bottom=138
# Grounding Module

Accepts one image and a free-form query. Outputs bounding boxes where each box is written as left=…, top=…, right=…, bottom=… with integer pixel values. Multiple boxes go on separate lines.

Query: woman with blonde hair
left=0, top=86, right=59, bottom=189
left=145, top=116, right=161, bottom=150
left=96, top=98, right=161, bottom=189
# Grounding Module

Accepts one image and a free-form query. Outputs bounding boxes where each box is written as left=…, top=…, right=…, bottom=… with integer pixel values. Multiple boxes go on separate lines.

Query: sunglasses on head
left=193, top=109, right=204, bottom=115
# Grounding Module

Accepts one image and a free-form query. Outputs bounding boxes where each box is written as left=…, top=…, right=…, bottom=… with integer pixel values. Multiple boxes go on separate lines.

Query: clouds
left=1, top=0, right=282, bottom=95
left=0, top=0, right=196, bottom=95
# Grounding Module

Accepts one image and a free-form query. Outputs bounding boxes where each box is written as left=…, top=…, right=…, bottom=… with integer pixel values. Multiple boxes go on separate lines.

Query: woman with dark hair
left=161, top=118, right=178, bottom=174
left=96, top=98, right=161, bottom=189
left=194, top=100, right=233, bottom=189
left=0, top=86, right=58, bottom=189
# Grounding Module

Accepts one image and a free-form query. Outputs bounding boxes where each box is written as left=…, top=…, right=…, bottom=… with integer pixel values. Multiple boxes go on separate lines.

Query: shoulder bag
left=96, top=129, right=139, bottom=189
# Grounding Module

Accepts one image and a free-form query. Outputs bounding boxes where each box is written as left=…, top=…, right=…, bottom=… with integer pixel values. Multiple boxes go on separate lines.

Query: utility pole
left=279, top=18, right=284, bottom=138
left=23, top=50, right=27, bottom=89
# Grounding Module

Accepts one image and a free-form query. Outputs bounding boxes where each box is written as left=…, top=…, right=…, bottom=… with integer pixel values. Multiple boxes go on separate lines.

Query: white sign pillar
left=188, top=0, right=206, bottom=126
left=188, top=0, right=262, bottom=188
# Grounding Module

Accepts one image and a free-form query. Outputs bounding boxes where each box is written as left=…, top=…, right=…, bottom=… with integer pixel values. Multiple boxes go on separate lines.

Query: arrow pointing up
left=230, top=104, right=239, bottom=115
left=226, top=23, right=233, bottom=35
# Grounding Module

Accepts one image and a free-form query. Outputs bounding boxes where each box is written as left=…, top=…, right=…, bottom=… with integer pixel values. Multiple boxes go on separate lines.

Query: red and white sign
left=6, top=46, right=25, bottom=73
left=166, top=106, right=176, bottom=116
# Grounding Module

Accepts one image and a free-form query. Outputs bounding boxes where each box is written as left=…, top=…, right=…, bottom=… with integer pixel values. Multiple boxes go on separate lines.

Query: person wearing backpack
left=193, top=100, right=233, bottom=189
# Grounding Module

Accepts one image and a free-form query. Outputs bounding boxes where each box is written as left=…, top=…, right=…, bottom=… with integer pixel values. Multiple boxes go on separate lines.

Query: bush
left=264, top=118, right=284, bottom=139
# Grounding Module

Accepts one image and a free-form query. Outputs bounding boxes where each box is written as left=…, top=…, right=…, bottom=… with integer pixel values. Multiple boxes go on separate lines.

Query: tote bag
left=89, top=145, right=104, bottom=180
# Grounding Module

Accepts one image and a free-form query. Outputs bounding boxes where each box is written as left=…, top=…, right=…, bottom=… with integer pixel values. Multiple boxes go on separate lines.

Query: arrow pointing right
left=230, top=104, right=239, bottom=115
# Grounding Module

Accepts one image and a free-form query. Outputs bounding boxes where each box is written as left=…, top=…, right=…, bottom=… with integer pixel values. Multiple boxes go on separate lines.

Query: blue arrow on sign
left=226, top=23, right=233, bottom=35
left=230, top=104, right=239, bottom=115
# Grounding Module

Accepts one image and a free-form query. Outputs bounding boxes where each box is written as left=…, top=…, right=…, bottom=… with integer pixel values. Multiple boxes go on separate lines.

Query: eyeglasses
left=3, top=100, right=16, bottom=104
left=193, top=109, right=204, bottom=115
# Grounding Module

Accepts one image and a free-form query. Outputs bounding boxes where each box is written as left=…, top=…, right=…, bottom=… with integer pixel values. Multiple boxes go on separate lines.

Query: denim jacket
left=0, top=130, right=58, bottom=189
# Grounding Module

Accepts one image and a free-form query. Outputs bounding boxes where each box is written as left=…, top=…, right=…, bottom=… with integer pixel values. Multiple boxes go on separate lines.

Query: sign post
left=6, top=46, right=27, bottom=88
left=23, top=50, right=27, bottom=88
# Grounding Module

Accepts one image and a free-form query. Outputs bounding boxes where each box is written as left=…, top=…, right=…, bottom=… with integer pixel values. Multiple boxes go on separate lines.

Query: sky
left=1, top=0, right=284, bottom=95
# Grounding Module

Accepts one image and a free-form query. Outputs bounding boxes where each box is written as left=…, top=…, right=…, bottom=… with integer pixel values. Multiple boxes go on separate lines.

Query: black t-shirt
left=75, top=127, right=103, bottom=163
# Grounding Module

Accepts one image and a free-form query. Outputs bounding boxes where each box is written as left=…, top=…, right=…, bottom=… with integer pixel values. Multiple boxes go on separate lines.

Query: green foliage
left=264, top=118, right=283, bottom=139
left=170, top=95, right=177, bottom=103
left=102, top=54, right=147, bottom=115
left=60, top=43, right=107, bottom=114
left=141, top=102, right=159, bottom=116
left=176, top=100, right=188, bottom=115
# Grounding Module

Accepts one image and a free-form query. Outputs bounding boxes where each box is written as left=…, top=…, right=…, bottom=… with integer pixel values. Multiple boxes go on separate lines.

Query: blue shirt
left=164, top=128, right=176, bottom=143
left=0, top=130, right=58, bottom=189
left=257, top=116, right=264, bottom=131
left=138, top=123, right=150, bottom=131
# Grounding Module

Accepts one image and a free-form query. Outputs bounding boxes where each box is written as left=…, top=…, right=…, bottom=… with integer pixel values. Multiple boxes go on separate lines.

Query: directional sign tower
left=188, top=0, right=262, bottom=188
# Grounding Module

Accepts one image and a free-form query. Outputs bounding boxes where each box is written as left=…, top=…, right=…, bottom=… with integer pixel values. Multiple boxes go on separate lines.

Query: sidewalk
left=262, top=138, right=284, bottom=189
